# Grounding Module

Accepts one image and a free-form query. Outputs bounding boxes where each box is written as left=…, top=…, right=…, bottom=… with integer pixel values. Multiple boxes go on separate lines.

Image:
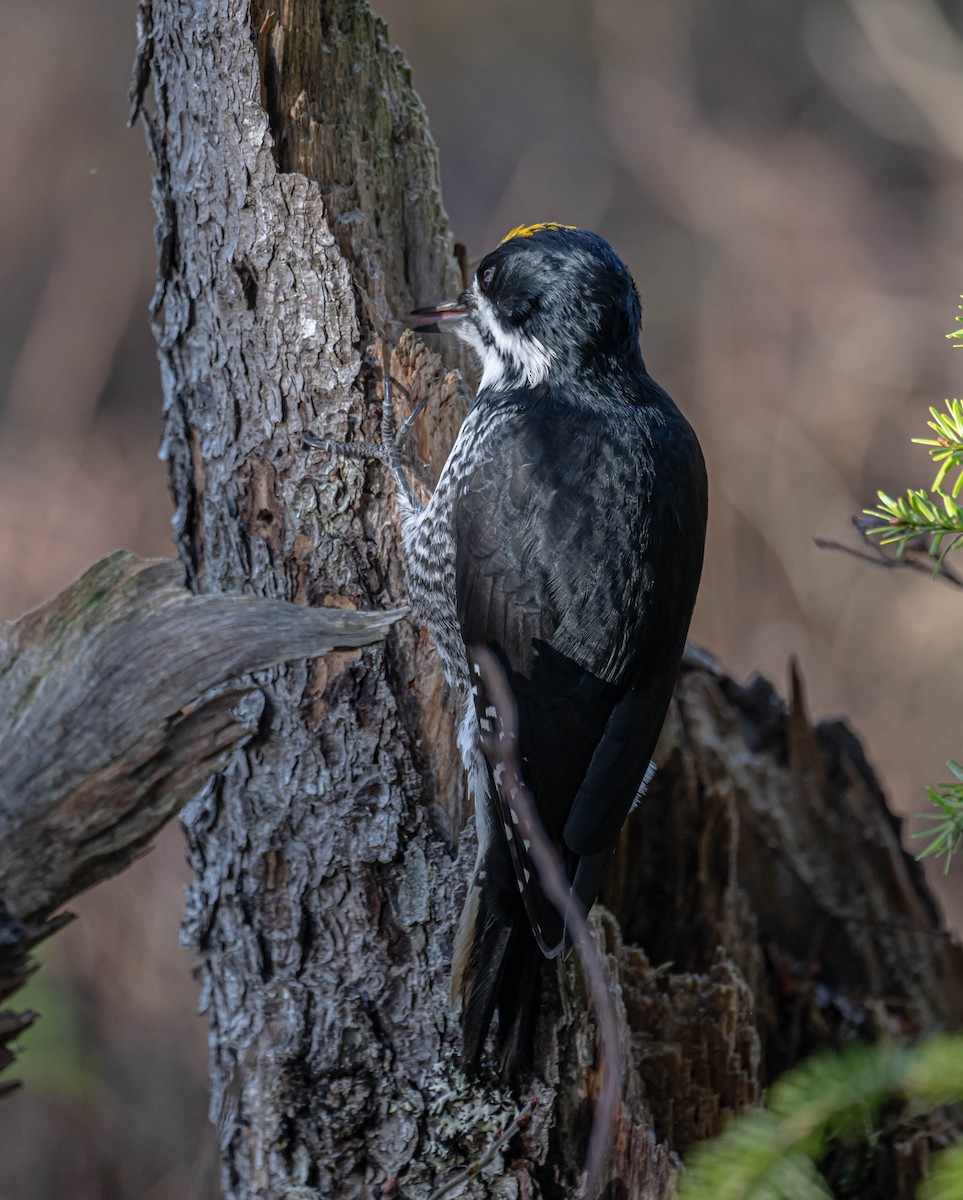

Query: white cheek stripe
left=456, top=281, right=554, bottom=391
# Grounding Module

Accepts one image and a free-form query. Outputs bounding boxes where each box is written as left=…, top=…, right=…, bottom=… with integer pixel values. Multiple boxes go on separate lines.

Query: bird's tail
left=452, top=865, right=543, bottom=1078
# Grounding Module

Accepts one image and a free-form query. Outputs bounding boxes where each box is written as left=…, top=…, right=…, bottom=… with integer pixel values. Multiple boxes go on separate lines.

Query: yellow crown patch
left=499, top=222, right=577, bottom=245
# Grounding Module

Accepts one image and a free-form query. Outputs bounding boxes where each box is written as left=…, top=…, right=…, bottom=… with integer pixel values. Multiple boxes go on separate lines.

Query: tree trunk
left=136, top=4, right=963, bottom=1198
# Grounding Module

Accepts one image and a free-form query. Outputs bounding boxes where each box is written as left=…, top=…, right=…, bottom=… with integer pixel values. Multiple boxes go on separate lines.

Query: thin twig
left=815, top=519, right=963, bottom=589
left=425, top=1097, right=538, bottom=1200
left=472, top=646, right=621, bottom=1200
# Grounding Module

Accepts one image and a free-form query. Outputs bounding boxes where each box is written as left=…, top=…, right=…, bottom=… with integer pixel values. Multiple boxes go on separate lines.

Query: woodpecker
left=338, top=224, right=706, bottom=1075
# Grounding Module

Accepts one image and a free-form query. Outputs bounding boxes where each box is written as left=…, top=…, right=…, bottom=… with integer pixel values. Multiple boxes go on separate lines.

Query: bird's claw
left=301, top=431, right=385, bottom=460
left=303, top=349, right=423, bottom=512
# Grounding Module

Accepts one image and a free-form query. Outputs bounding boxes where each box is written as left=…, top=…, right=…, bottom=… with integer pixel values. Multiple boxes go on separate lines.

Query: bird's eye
left=479, top=266, right=496, bottom=293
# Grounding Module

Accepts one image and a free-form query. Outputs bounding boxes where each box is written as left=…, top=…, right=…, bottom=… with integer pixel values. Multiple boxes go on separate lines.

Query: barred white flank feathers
left=399, top=404, right=512, bottom=858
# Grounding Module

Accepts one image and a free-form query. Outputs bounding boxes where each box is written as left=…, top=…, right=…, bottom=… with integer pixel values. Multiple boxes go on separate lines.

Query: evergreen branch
left=863, top=488, right=963, bottom=568
left=678, top=1038, right=963, bottom=1200
left=861, top=389, right=963, bottom=561
left=913, top=399, right=963, bottom=495
left=865, top=489, right=963, bottom=542
left=913, top=762, right=963, bottom=873
left=947, top=298, right=963, bottom=348
left=907, top=1034, right=963, bottom=1106
left=921, top=1139, right=963, bottom=1200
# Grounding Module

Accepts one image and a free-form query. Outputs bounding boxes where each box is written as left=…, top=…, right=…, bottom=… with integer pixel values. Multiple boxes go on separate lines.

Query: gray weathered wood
left=0, top=549, right=401, bottom=1097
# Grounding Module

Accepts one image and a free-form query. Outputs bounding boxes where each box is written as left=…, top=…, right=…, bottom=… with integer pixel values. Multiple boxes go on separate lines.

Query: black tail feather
left=453, top=872, right=543, bottom=1079
left=493, top=924, right=542, bottom=1079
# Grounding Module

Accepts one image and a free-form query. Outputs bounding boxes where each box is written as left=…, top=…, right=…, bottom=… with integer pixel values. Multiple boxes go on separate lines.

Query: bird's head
left=406, top=224, right=644, bottom=392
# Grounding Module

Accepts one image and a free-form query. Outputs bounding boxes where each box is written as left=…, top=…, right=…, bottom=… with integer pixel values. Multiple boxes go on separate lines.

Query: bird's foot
left=303, top=344, right=425, bottom=512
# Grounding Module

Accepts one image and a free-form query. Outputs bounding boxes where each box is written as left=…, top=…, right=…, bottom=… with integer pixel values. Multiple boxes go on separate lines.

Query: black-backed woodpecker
left=393, top=224, right=705, bottom=1075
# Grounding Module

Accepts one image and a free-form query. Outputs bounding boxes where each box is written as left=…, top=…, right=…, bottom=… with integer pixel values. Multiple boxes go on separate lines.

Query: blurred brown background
left=3, top=0, right=963, bottom=1196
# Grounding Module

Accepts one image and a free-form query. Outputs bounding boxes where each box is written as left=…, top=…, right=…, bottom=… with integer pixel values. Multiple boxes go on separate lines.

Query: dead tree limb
left=0, top=549, right=401, bottom=1096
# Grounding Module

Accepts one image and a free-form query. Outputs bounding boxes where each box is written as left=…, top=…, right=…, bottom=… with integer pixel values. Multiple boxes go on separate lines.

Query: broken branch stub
left=0, top=549, right=402, bottom=1093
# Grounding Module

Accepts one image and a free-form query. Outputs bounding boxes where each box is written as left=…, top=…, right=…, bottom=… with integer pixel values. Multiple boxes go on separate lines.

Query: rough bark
left=0, top=549, right=400, bottom=1098
left=136, top=3, right=963, bottom=1198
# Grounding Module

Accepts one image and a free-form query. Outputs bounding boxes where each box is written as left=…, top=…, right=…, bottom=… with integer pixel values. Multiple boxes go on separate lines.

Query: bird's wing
left=454, top=393, right=692, bottom=952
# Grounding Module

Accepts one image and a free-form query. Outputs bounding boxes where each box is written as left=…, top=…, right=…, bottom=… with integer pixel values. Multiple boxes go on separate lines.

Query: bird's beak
left=402, top=297, right=470, bottom=330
